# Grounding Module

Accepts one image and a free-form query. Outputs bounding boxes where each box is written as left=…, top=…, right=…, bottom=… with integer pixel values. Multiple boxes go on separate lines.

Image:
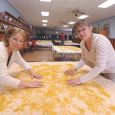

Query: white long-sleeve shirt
left=0, top=42, right=31, bottom=88
left=76, top=33, right=115, bottom=83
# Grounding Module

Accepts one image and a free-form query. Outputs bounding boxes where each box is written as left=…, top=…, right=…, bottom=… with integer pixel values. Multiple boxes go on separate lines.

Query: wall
left=92, top=16, right=115, bottom=49
left=92, top=16, right=115, bottom=38
left=109, top=17, right=115, bottom=38
left=0, top=0, right=21, bottom=18
left=0, top=0, right=24, bottom=40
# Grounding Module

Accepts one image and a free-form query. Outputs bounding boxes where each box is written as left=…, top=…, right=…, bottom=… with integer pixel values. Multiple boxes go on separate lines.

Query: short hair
left=4, top=27, right=27, bottom=47
left=74, top=20, right=91, bottom=31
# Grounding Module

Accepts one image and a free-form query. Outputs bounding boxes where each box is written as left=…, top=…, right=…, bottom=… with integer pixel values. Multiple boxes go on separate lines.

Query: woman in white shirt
left=0, top=27, right=43, bottom=88
left=65, top=20, right=115, bottom=85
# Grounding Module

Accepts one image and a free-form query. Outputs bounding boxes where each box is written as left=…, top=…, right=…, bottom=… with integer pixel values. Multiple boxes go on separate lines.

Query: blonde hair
left=4, top=27, right=27, bottom=47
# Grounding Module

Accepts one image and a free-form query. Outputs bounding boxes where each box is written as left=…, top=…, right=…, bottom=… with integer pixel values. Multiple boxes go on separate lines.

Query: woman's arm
left=15, top=51, right=31, bottom=70
left=80, top=38, right=109, bottom=83
left=67, top=37, right=109, bottom=85
left=0, top=56, right=43, bottom=88
left=15, top=51, right=43, bottom=79
left=19, top=80, right=43, bottom=88
left=0, top=54, right=20, bottom=88
left=28, top=68, right=43, bottom=79
left=75, top=58, right=85, bottom=70
left=65, top=58, right=85, bottom=75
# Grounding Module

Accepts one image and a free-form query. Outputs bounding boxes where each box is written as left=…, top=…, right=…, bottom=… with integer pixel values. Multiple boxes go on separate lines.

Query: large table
left=64, top=41, right=80, bottom=47
left=36, top=40, right=53, bottom=50
left=0, top=62, right=115, bottom=114
left=52, top=46, right=81, bottom=61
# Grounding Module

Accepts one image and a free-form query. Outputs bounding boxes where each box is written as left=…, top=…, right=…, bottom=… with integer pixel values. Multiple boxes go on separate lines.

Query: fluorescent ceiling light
left=42, top=20, right=48, bottom=22
left=78, top=15, right=88, bottom=19
left=43, top=24, right=47, bottom=26
left=41, top=11, right=49, bottom=16
left=98, top=0, right=115, bottom=8
left=63, top=25, right=68, bottom=27
left=40, top=0, right=51, bottom=2
left=68, top=22, right=76, bottom=24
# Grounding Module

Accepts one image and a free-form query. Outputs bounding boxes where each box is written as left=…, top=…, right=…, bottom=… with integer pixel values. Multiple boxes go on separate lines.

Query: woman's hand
left=67, top=78, right=82, bottom=86
left=28, top=69, right=43, bottom=79
left=19, top=80, right=43, bottom=88
left=64, top=68, right=77, bottom=75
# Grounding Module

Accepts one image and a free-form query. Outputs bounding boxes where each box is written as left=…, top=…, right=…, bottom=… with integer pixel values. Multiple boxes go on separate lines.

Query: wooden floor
left=22, top=48, right=55, bottom=62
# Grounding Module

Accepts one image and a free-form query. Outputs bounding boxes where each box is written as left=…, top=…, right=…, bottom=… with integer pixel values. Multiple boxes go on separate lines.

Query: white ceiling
left=8, top=0, right=115, bottom=29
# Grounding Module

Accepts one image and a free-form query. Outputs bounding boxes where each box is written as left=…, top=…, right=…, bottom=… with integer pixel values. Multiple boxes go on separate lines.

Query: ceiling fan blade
left=72, top=8, right=85, bottom=14
left=77, top=11, right=85, bottom=14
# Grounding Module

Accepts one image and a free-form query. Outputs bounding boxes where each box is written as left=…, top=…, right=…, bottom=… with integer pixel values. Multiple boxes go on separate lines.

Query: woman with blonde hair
left=0, top=27, right=43, bottom=89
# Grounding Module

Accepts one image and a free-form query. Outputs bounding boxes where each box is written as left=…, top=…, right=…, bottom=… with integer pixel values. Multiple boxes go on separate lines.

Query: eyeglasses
left=76, top=27, right=88, bottom=34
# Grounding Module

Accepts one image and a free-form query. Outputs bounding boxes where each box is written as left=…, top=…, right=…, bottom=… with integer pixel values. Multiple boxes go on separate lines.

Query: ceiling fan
left=59, top=20, right=67, bottom=25
left=67, top=8, right=85, bottom=16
